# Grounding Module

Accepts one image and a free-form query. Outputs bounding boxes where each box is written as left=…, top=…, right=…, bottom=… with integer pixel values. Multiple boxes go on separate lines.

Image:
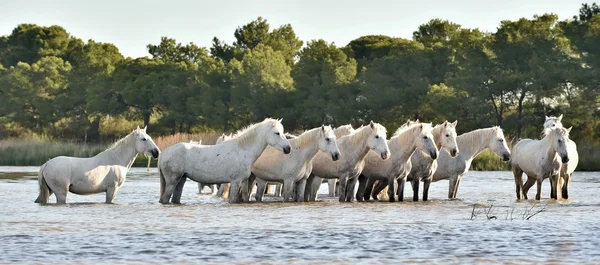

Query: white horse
left=304, top=121, right=390, bottom=202
left=195, top=134, right=229, bottom=195
left=366, top=120, right=460, bottom=202
left=406, top=120, right=460, bottom=201
left=432, top=127, right=511, bottom=199
left=158, top=118, right=291, bottom=204
left=356, top=122, right=439, bottom=202
left=253, top=125, right=341, bottom=202
left=35, top=126, right=160, bottom=204
left=540, top=115, right=578, bottom=199
left=512, top=127, right=572, bottom=200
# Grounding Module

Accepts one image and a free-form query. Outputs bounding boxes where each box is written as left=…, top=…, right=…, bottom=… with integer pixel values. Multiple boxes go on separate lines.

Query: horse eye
left=558, top=139, right=562, bottom=143
left=552, top=124, right=556, bottom=127
left=423, top=136, right=428, bottom=139
left=325, top=138, right=330, bottom=142
left=445, top=134, right=450, bottom=137
left=375, top=135, right=380, bottom=139
left=499, top=139, right=504, bottom=142
left=141, top=138, right=147, bottom=141
left=275, top=132, right=280, bottom=136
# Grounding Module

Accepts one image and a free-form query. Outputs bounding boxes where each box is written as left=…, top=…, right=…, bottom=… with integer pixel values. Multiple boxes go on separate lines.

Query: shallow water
left=1, top=166, right=600, bottom=264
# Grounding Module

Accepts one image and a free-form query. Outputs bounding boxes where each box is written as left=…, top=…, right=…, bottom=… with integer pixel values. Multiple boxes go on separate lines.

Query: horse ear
left=136, top=126, right=140, bottom=134
left=415, top=119, right=419, bottom=123
left=452, top=120, right=458, bottom=127
left=557, top=114, right=563, bottom=122
left=369, top=120, right=375, bottom=129
left=566, top=126, right=572, bottom=133
left=420, top=124, right=424, bottom=130
left=143, top=125, right=147, bottom=132
left=545, top=115, right=549, bottom=120
left=321, top=125, right=325, bottom=131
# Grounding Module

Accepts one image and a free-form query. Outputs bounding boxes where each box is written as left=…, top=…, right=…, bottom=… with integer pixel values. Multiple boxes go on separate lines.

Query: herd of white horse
left=34, top=115, right=578, bottom=204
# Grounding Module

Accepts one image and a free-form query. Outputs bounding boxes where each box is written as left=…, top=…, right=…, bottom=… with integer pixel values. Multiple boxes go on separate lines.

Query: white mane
left=228, top=118, right=280, bottom=146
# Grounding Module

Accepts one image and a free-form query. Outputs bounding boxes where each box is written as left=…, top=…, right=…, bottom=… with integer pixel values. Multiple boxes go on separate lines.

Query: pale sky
left=0, top=0, right=583, bottom=58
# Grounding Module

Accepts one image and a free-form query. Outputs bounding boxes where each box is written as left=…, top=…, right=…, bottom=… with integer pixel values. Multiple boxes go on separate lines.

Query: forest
left=0, top=3, right=599, bottom=169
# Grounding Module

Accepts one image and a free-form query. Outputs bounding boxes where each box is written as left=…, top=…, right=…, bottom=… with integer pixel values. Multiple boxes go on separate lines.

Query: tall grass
left=1, top=133, right=599, bottom=171
left=0, top=138, right=106, bottom=166
left=0, top=132, right=223, bottom=167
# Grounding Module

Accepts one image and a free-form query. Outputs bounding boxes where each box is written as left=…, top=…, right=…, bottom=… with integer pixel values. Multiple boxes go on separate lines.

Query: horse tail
left=35, top=162, right=50, bottom=204
left=159, top=163, right=166, bottom=200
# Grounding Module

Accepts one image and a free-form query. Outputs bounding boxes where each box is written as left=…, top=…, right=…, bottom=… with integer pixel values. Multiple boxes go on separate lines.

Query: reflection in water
left=1, top=167, right=600, bottom=264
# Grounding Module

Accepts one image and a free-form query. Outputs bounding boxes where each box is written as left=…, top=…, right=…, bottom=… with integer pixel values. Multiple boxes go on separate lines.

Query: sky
left=0, top=0, right=584, bottom=58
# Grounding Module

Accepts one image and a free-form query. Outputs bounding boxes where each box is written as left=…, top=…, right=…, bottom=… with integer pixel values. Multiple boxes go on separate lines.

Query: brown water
left=1, top=166, right=600, bottom=264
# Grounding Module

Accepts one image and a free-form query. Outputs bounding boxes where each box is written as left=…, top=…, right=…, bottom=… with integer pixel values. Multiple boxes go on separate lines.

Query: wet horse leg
left=355, top=175, right=367, bottom=202
left=387, top=177, right=397, bottom=202
left=410, top=175, right=420, bottom=202
left=172, top=176, right=188, bottom=204
left=105, top=184, right=118, bottom=204
left=295, top=178, right=307, bottom=202
left=422, top=177, right=432, bottom=201
left=364, top=178, right=376, bottom=201
left=345, top=176, right=358, bottom=202
left=522, top=175, right=536, bottom=200
left=512, top=166, right=524, bottom=200
left=561, top=173, right=571, bottom=199
left=396, top=177, right=406, bottom=202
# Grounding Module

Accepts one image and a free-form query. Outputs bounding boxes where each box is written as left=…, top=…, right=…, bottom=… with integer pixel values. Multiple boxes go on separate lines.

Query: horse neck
left=389, top=130, right=418, bottom=164
left=234, top=127, right=269, bottom=164
left=339, top=127, right=372, bottom=162
left=432, top=124, right=444, bottom=150
left=540, top=135, right=558, bottom=161
left=97, top=134, right=138, bottom=168
left=291, top=129, right=321, bottom=162
left=457, top=128, right=493, bottom=161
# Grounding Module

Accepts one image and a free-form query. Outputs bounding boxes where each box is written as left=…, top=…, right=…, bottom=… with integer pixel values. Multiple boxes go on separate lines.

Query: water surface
left=1, top=166, right=600, bottom=264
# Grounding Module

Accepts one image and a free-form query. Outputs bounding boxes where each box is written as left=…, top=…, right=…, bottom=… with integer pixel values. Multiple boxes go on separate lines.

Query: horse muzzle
left=450, top=148, right=459, bottom=157
left=150, top=149, right=160, bottom=159
left=380, top=151, right=389, bottom=160
left=561, top=156, right=569, bottom=163
left=283, top=145, right=291, bottom=154
left=502, top=153, right=511, bottom=161
left=430, top=150, right=438, bottom=160
left=331, top=152, right=340, bottom=161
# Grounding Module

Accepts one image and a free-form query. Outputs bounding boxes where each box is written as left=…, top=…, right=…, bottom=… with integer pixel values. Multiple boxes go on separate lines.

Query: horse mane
left=333, top=124, right=354, bottom=138
left=291, top=127, right=320, bottom=148
left=230, top=118, right=278, bottom=146
left=392, top=121, right=423, bottom=137
left=285, top=133, right=298, bottom=139
left=457, top=127, right=499, bottom=147
left=346, top=122, right=386, bottom=146
left=392, top=122, right=431, bottom=144
left=106, top=131, right=135, bottom=151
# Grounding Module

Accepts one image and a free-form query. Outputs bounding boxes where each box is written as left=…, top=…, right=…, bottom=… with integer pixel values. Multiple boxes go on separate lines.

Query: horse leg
left=535, top=177, right=543, bottom=200
left=255, top=178, right=267, bottom=202
left=198, top=183, right=203, bottom=194
left=105, top=185, right=118, bottom=204
left=295, top=178, right=307, bottom=202
left=328, top=179, right=336, bottom=197
left=355, top=175, right=367, bottom=202
left=172, top=176, right=188, bottom=204
left=344, top=177, right=358, bottom=202
left=363, top=178, right=375, bottom=201
left=549, top=174, right=560, bottom=200
left=387, top=177, right=397, bottom=202
left=160, top=173, right=181, bottom=204
left=422, top=177, right=432, bottom=201
left=396, top=177, right=406, bottom=202
left=244, top=173, right=256, bottom=201
left=522, top=175, right=536, bottom=200
left=338, top=177, right=348, bottom=202
left=410, top=176, right=420, bottom=202
left=229, top=180, right=242, bottom=203
left=303, top=175, right=315, bottom=202
left=448, top=175, right=458, bottom=199
left=561, top=173, right=571, bottom=199
left=452, top=175, right=464, bottom=199
left=372, top=180, right=387, bottom=201
left=55, top=187, right=68, bottom=204
left=512, top=166, right=524, bottom=200
left=282, top=179, right=295, bottom=202
left=210, top=184, right=218, bottom=195
left=36, top=175, right=52, bottom=204
left=274, top=184, right=282, bottom=197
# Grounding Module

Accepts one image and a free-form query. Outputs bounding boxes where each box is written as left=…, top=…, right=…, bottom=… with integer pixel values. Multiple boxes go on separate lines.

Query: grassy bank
left=0, top=136, right=598, bottom=171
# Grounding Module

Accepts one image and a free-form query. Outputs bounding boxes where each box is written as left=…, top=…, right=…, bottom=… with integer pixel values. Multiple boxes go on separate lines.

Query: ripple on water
left=1, top=168, right=600, bottom=263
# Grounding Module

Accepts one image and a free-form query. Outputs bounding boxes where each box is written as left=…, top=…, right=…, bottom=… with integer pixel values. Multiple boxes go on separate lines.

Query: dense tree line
left=1, top=4, right=600, bottom=144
